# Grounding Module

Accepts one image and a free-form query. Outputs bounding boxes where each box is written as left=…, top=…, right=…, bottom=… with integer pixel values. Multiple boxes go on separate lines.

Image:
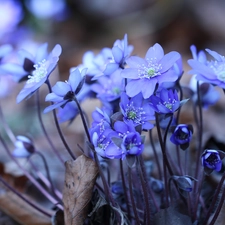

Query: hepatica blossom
left=91, top=69, right=125, bottom=102
left=122, top=43, right=180, bottom=99
left=149, top=88, right=187, bottom=114
left=120, top=92, right=154, bottom=130
left=44, top=68, right=87, bottom=113
left=201, top=149, right=225, bottom=175
left=15, top=44, right=62, bottom=103
left=188, top=47, right=225, bottom=89
left=170, top=124, right=193, bottom=150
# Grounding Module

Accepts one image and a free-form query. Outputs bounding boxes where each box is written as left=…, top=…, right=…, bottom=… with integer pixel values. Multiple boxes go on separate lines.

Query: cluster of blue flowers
left=1, top=34, right=225, bottom=224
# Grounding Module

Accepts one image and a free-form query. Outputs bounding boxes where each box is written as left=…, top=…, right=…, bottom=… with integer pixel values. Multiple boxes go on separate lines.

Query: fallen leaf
left=63, top=155, right=99, bottom=225
left=0, top=191, right=53, bottom=225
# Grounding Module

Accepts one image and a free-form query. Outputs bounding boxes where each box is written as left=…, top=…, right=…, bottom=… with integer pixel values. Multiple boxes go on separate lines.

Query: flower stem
left=0, top=175, right=52, bottom=217
left=0, top=133, right=63, bottom=210
left=35, top=90, right=64, bottom=165
left=128, top=166, right=141, bottom=224
left=45, top=80, right=76, bottom=160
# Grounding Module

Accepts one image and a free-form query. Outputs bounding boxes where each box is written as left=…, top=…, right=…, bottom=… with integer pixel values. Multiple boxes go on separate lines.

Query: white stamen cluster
left=27, top=59, right=47, bottom=84
left=138, top=57, right=162, bottom=79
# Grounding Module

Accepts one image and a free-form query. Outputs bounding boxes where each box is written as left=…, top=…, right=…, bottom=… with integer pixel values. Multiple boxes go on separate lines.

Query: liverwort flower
left=188, top=47, right=225, bottom=89
left=91, top=69, right=125, bottom=102
left=149, top=88, right=188, bottom=114
left=16, top=44, right=62, bottom=103
left=12, top=135, right=35, bottom=158
left=44, top=68, right=87, bottom=113
left=119, top=92, right=154, bottom=130
left=171, top=175, right=197, bottom=197
left=112, top=121, right=144, bottom=160
left=91, top=129, right=123, bottom=159
left=170, top=124, right=193, bottom=150
left=57, top=83, right=91, bottom=123
left=201, top=149, right=225, bottom=175
left=103, top=34, right=133, bottom=75
left=121, top=43, right=180, bottom=99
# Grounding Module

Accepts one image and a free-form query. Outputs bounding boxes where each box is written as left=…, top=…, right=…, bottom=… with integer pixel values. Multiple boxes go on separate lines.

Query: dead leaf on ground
left=0, top=191, right=53, bottom=225
left=63, top=155, right=99, bottom=225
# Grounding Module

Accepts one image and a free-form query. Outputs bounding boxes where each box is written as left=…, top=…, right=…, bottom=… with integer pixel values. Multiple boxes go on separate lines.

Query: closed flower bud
left=201, top=149, right=225, bottom=175
left=170, top=124, right=193, bottom=150
left=12, top=135, right=35, bottom=158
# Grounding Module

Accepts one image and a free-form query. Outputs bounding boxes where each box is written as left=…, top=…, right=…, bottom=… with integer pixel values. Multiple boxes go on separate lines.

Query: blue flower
left=149, top=89, right=187, bottom=114
left=189, top=76, right=220, bottom=109
left=57, top=83, right=91, bottom=123
left=12, top=135, right=35, bottom=158
left=91, top=129, right=123, bottom=159
left=120, top=92, right=154, bottom=130
left=2, top=43, right=49, bottom=82
left=188, top=47, right=225, bottom=89
left=91, top=69, right=125, bottom=102
left=44, top=68, right=87, bottom=113
left=201, top=149, right=225, bottom=175
left=16, top=44, right=62, bottom=103
left=170, top=124, right=193, bottom=150
left=103, top=34, right=133, bottom=75
left=112, top=121, right=144, bottom=159
left=121, top=43, right=180, bottom=98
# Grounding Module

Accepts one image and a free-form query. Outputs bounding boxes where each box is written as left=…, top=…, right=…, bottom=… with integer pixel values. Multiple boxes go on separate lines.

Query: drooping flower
left=170, top=124, right=193, bottom=150
left=15, top=44, right=62, bottom=103
left=121, top=43, right=180, bottom=98
left=44, top=68, right=87, bottom=113
left=201, top=149, right=225, bottom=175
left=188, top=47, right=225, bottom=89
left=149, top=88, right=187, bottom=114
left=189, top=75, right=220, bottom=109
left=57, top=83, right=91, bottom=123
left=119, top=92, right=154, bottom=130
left=171, top=175, right=197, bottom=197
left=12, top=135, right=35, bottom=158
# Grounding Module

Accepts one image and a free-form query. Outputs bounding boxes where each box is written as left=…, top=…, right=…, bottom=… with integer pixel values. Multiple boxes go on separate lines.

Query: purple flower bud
left=170, top=124, right=193, bottom=150
left=171, top=175, right=197, bottom=197
left=201, top=149, right=225, bottom=175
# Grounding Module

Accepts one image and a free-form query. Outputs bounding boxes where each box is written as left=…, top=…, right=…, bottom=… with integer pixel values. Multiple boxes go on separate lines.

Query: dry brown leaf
left=0, top=191, right=53, bottom=225
left=63, top=155, right=99, bottom=225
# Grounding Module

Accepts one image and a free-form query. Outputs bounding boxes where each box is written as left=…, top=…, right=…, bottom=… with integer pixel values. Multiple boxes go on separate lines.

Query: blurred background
left=1, top=0, right=225, bottom=73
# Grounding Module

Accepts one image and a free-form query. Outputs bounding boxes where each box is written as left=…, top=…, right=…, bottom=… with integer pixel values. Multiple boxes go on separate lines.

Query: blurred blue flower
left=91, top=69, right=125, bottom=102
left=121, top=43, right=180, bottom=98
left=16, top=44, right=62, bottom=103
left=201, top=149, right=225, bottom=175
left=25, top=0, right=67, bottom=20
left=0, top=0, right=23, bottom=37
left=120, top=92, right=154, bottom=130
left=188, top=47, right=225, bottom=89
left=44, top=68, right=87, bottom=113
left=189, top=76, right=220, bottom=109
left=170, top=124, right=193, bottom=150
left=103, top=34, right=133, bottom=75
left=12, top=135, right=35, bottom=158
